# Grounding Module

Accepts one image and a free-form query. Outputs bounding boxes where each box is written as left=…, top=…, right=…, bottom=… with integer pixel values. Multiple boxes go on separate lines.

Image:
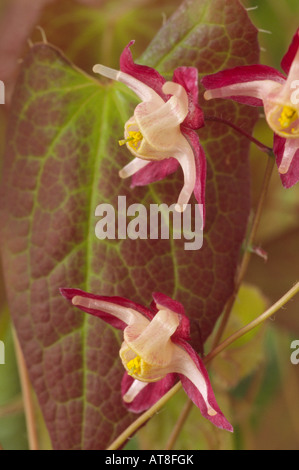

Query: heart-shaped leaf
left=0, top=0, right=259, bottom=449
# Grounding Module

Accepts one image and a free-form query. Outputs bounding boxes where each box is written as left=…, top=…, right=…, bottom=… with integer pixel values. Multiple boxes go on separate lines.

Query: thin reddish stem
left=205, top=114, right=273, bottom=155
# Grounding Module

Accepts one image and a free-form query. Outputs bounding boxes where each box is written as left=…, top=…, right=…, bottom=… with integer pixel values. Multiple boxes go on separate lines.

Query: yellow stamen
left=127, top=356, right=142, bottom=376
left=118, top=137, right=133, bottom=146
left=278, top=106, right=298, bottom=129
left=118, top=131, right=143, bottom=151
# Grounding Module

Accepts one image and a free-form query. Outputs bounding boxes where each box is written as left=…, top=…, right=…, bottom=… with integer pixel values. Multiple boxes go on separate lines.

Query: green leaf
left=0, top=0, right=259, bottom=449
left=37, top=0, right=182, bottom=71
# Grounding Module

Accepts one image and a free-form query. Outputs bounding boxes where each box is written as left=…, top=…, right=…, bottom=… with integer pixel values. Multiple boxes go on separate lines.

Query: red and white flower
left=60, top=287, right=233, bottom=432
left=93, top=41, right=206, bottom=216
left=202, top=28, right=299, bottom=188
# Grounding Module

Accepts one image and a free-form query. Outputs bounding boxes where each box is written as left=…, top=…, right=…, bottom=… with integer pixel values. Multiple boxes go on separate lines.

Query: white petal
left=204, top=79, right=281, bottom=102
left=71, top=296, right=147, bottom=326
left=135, top=93, right=187, bottom=138
left=93, top=64, right=162, bottom=103
left=171, top=347, right=217, bottom=417
left=162, top=81, right=189, bottom=121
left=278, top=138, right=299, bottom=174
left=124, top=309, right=179, bottom=366
left=123, top=379, right=148, bottom=403
left=93, top=64, right=121, bottom=81
left=119, top=158, right=150, bottom=178
left=174, top=137, right=197, bottom=211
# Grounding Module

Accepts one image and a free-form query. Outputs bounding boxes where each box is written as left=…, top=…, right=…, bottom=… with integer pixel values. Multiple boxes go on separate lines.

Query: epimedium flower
left=202, top=28, right=299, bottom=188
left=60, top=287, right=233, bottom=432
left=93, top=41, right=206, bottom=216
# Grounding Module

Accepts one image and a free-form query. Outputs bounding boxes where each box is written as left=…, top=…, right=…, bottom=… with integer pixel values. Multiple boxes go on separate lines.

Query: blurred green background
left=0, top=0, right=298, bottom=450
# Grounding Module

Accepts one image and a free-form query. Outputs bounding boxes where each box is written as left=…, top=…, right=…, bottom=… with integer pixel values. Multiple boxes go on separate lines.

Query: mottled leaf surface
left=140, top=0, right=260, bottom=338
left=0, top=0, right=259, bottom=449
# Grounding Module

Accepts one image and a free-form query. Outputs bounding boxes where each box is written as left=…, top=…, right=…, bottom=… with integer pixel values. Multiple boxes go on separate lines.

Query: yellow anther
left=118, top=131, right=143, bottom=150
left=278, top=106, right=298, bottom=129
left=127, top=356, right=142, bottom=376
left=118, top=138, right=131, bottom=146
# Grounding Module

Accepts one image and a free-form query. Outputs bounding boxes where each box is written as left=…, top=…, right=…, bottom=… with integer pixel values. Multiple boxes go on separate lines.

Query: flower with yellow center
left=202, top=27, right=299, bottom=188
left=119, top=129, right=143, bottom=151
left=60, top=287, right=233, bottom=431
left=92, top=41, right=206, bottom=217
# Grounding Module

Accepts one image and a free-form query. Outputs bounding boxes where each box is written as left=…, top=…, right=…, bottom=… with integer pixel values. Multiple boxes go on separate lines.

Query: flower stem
left=205, top=281, right=299, bottom=363
left=12, top=329, right=39, bottom=450
left=204, top=114, right=273, bottom=155
left=165, top=153, right=275, bottom=449
left=107, top=382, right=182, bottom=450
left=107, top=282, right=299, bottom=450
left=164, top=398, right=193, bottom=450
left=211, top=154, right=275, bottom=348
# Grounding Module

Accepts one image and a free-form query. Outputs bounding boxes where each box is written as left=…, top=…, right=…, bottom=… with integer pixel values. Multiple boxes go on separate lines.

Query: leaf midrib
left=81, top=88, right=111, bottom=449
left=141, top=0, right=210, bottom=70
